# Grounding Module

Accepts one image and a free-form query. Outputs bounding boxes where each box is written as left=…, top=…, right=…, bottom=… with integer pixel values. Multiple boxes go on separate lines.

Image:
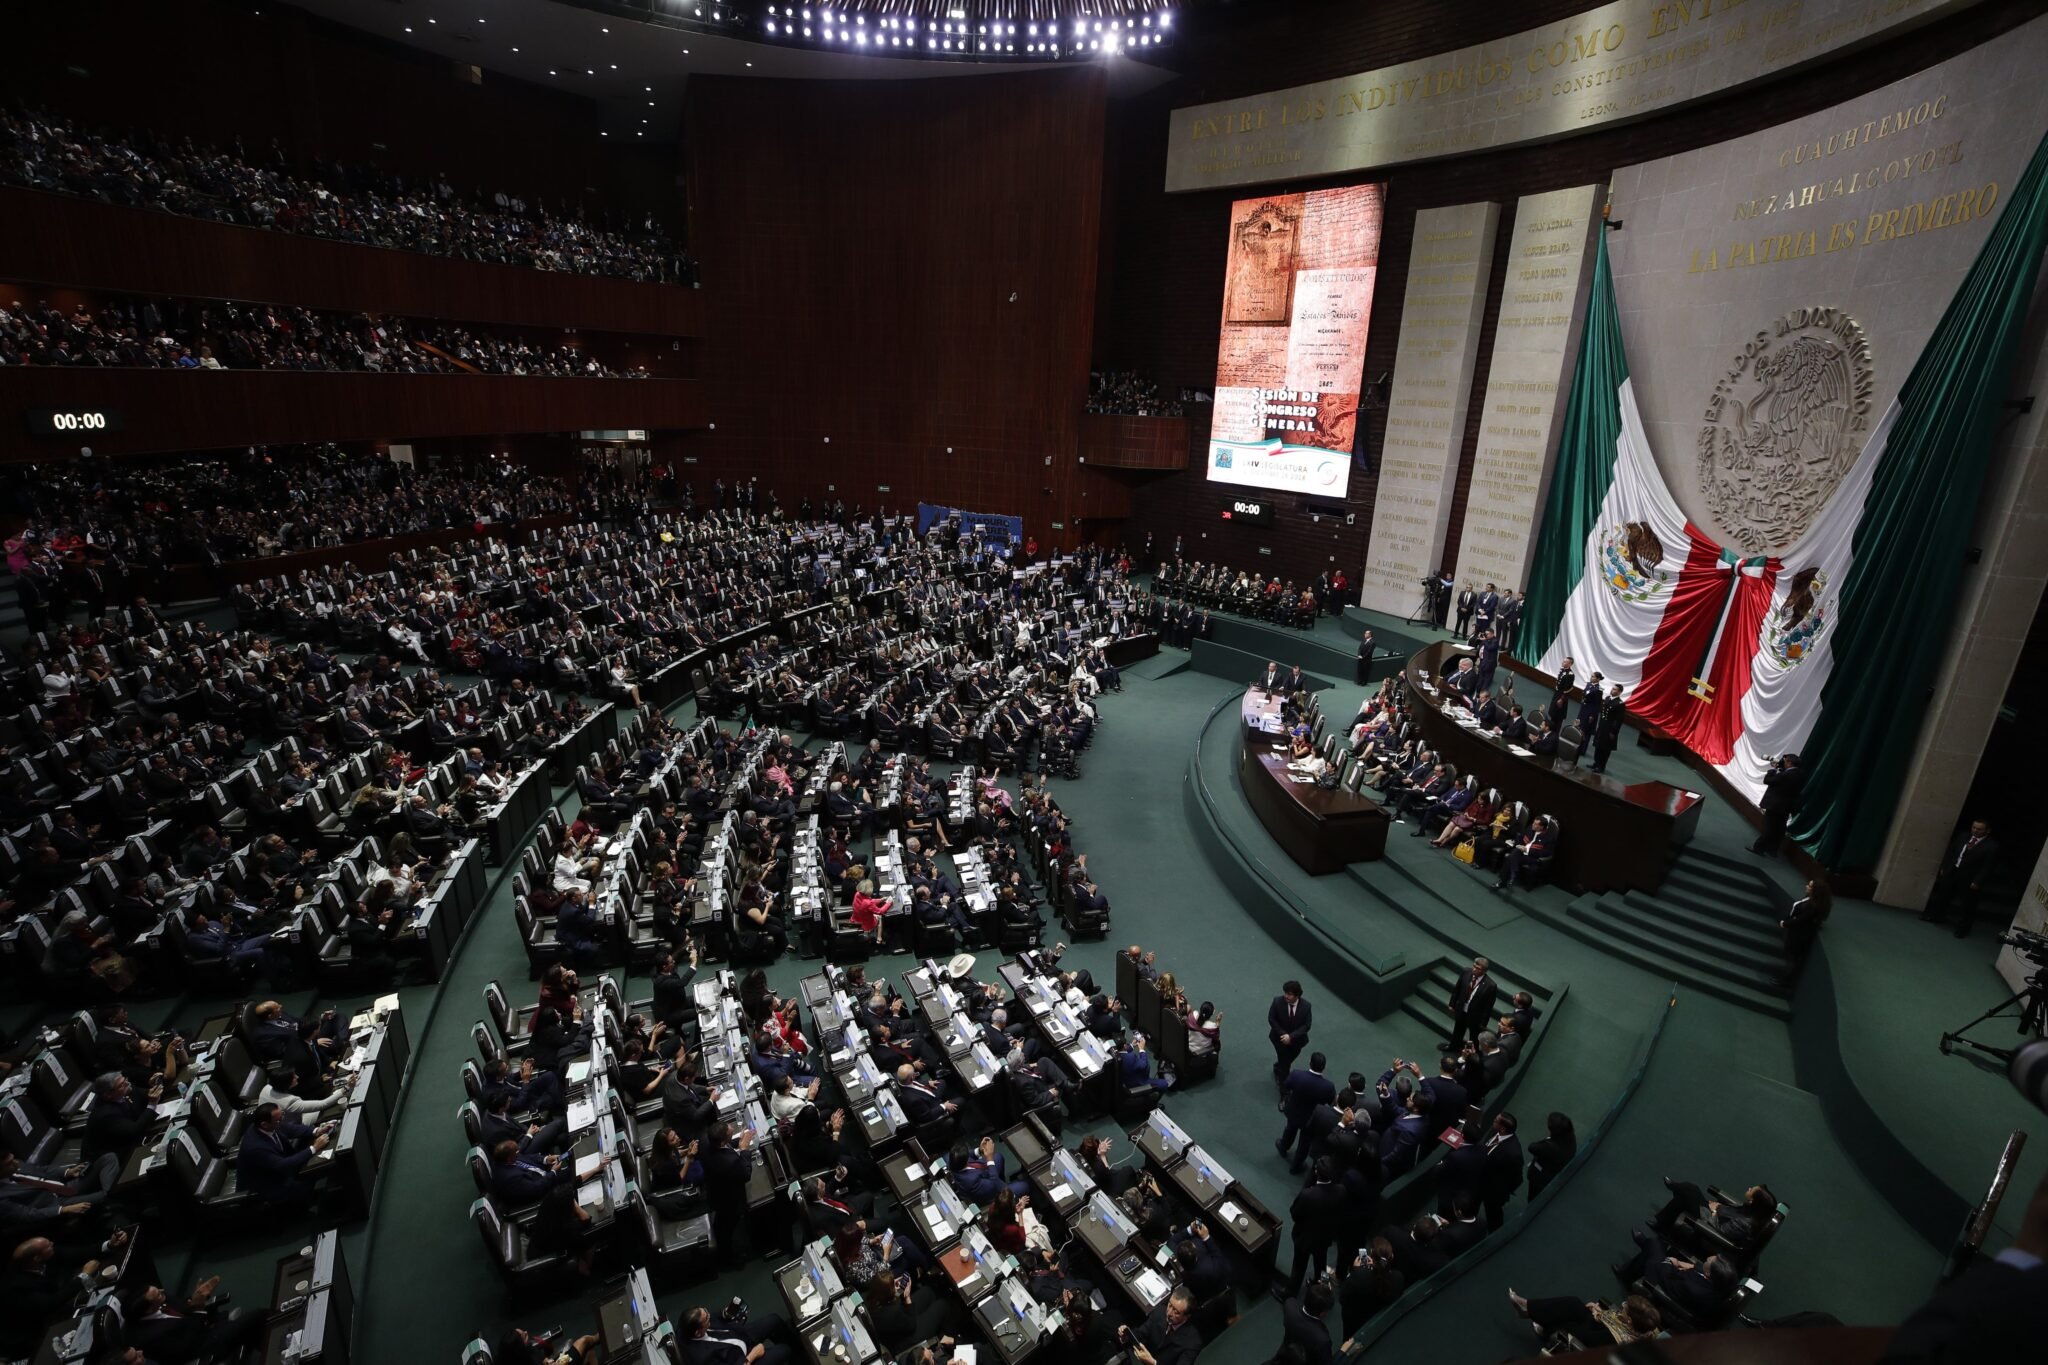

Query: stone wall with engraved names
left=1454, top=185, right=1603, bottom=598
left=1359, top=201, right=1501, bottom=615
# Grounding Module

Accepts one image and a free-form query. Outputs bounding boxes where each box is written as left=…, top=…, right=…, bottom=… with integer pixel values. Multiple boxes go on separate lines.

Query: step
left=1659, top=866, right=1781, bottom=915
left=1524, top=902, right=1793, bottom=1020
left=1651, top=878, right=1783, bottom=927
left=1665, top=852, right=1776, bottom=891
left=1600, top=896, right=1788, bottom=971
left=1673, top=844, right=1776, bottom=880
left=1568, top=900, right=1792, bottom=996
left=1619, top=891, right=1787, bottom=957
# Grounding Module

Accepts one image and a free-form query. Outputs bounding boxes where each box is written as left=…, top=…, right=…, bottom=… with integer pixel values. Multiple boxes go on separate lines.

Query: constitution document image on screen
left=1208, top=183, right=1383, bottom=498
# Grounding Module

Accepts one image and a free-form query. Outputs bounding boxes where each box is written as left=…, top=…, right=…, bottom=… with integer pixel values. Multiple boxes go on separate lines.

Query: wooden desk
left=1237, top=738, right=1390, bottom=875
left=1403, top=642, right=1704, bottom=893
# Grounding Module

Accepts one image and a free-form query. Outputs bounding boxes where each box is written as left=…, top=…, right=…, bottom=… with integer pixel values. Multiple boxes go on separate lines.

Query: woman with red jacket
left=849, top=878, right=890, bottom=941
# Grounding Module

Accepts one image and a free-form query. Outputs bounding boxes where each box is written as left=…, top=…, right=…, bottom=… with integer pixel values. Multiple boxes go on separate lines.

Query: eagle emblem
left=1698, top=306, right=1874, bottom=555
left=1598, top=521, right=1670, bottom=604
left=1763, top=566, right=1829, bottom=667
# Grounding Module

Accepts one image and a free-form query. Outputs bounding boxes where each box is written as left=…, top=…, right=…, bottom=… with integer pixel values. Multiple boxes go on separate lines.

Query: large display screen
left=1207, top=184, right=1383, bottom=499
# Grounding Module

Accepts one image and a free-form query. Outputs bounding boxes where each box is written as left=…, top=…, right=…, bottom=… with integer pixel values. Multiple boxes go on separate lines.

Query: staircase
left=1524, top=846, right=1794, bottom=1019
left=1396, top=956, right=1550, bottom=1041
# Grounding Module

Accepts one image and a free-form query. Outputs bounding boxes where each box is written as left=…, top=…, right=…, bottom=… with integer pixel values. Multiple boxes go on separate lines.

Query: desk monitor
left=1077, top=1189, right=1137, bottom=1262
left=1043, top=1148, right=1094, bottom=1205
left=1136, top=1110, right=1192, bottom=1165
left=1180, top=1145, right=1232, bottom=1206
left=826, top=1301, right=876, bottom=1364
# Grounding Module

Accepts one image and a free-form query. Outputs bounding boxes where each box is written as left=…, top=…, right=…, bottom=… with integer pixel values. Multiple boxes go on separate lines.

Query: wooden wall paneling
left=684, top=67, right=1108, bottom=548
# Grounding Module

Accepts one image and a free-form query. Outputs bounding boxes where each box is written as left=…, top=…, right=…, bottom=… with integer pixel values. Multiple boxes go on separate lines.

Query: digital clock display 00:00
left=25, top=407, right=123, bottom=437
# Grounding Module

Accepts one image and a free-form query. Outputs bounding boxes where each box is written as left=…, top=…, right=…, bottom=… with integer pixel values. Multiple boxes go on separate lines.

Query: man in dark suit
left=1355, top=630, right=1375, bottom=684
left=1258, top=661, right=1283, bottom=692
left=1387, top=1216, right=1448, bottom=1281
left=1526, top=1112, right=1577, bottom=1200
left=1454, top=585, right=1477, bottom=639
left=1435, top=1119, right=1490, bottom=1219
left=1573, top=677, right=1604, bottom=765
left=1280, top=1161, right=1345, bottom=1297
left=1127, top=1287, right=1202, bottom=1365
left=894, top=1065, right=957, bottom=1127
left=1493, top=819, right=1556, bottom=892
left=1445, top=957, right=1497, bottom=1053
left=1434, top=1192, right=1488, bottom=1258
left=1780, top=880, right=1831, bottom=983
left=1446, top=657, right=1480, bottom=702
left=1749, top=752, right=1806, bottom=854
left=1181, top=1220, right=1233, bottom=1301
left=1475, top=631, right=1501, bottom=696
left=1269, top=980, right=1311, bottom=1081
left=249, top=1001, right=343, bottom=1086
left=1590, top=683, right=1626, bottom=773
left=678, top=1305, right=793, bottom=1365
left=659, top=1064, right=720, bottom=1142
left=651, top=949, right=700, bottom=1030
left=235, top=1103, right=329, bottom=1208
left=1419, top=1055, right=1471, bottom=1136
left=1473, top=584, right=1499, bottom=640
left=1389, top=763, right=1453, bottom=825
left=1921, top=817, right=1999, bottom=939
left=1478, top=1112, right=1525, bottom=1229
left=700, top=1123, right=757, bottom=1256
left=1278, top=1053, right=1336, bottom=1167
left=1275, top=1280, right=1336, bottom=1365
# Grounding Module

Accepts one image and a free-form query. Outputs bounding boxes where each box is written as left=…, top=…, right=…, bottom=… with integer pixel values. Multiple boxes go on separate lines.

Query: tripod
left=1406, top=579, right=1439, bottom=627
left=1940, top=968, right=2048, bottom=1063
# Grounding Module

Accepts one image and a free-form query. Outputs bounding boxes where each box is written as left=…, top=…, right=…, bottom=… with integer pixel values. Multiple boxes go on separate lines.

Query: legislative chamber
left=1, top=3, right=2045, bottom=1365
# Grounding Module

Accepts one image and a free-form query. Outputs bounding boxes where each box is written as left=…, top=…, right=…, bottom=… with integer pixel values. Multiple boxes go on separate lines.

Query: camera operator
left=1749, top=752, right=1805, bottom=856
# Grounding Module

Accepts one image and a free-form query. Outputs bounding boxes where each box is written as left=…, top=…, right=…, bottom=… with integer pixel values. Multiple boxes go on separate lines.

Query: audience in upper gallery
left=1086, top=369, right=1186, bottom=417
left=0, top=294, right=642, bottom=377
left=4, top=449, right=629, bottom=584
left=1, top=107, right=695, bottom=283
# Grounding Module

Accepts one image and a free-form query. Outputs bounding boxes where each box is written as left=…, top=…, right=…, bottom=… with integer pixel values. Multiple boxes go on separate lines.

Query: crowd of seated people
left=1505, top=1174, right=1784, bottom=1347
left=5, top=450, right=616, bottom=587
left=1153, top=558, right=1352, bottom=629
left=0, top=596, right=604, bottom=998
left=1343, top=679, right=1561, bottom=892
left=1, top=107, right=694, bottom=283
left=1, top=293, right=641, bottom=376
left=1085, top=368, right=1186, bottom=417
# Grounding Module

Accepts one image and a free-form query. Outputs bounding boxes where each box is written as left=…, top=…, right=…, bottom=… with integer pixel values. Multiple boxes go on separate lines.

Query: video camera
left=1997, top=927, right=2048, bottom=966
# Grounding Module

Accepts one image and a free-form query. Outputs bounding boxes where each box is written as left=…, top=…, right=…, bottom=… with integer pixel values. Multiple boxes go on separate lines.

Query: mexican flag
left=1523, top=128, right=2048, bottom=864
